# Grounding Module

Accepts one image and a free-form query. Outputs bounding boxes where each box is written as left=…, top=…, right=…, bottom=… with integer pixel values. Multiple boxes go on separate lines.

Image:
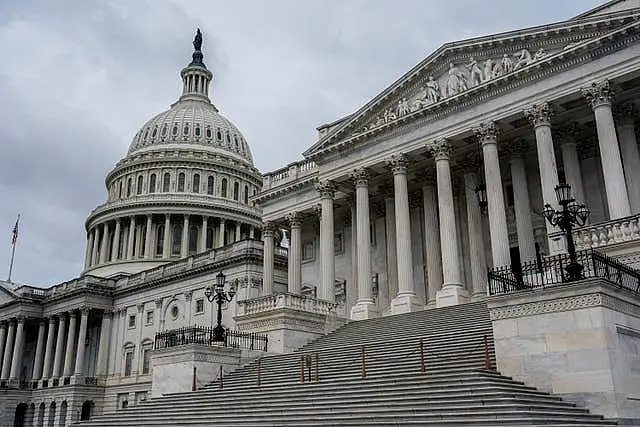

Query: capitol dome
left=82, top=29, right=263, bottom=278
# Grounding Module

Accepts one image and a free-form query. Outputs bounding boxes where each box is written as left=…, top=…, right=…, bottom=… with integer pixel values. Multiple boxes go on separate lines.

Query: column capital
left=582, top=79, right=614, bottom=109
left=102, top=307, right=114, bottom=316
left=555, top=122, right=581, bottom=146
left=262, top=221, right=276, bottom=238
left=351, top=168, right=369, bottom=187
left=428, top=138, right=452, bottom=161
left=524, top=102, right=553, bottom=127
left=315, top=180, right=336, bottom=199
left=183, top=214, right=190, bottom=221
left=614, top=102, right=635, bottom=125
left=79, top=306, right=90, bottom=316
left=15, top=316, right=25, bottom=324
left=285, top=212, right=301, bottom=228
left=115, top=217, right=121, bottom=224
left=474, top=121, right=500, bottom=146
left=387, top=153, right=409, bottom=174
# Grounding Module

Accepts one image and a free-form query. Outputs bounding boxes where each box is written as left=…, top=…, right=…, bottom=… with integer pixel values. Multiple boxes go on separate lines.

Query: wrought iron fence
left=154, top=326, right=268, bottom=352
left=488, top=249, right=640, bottom=295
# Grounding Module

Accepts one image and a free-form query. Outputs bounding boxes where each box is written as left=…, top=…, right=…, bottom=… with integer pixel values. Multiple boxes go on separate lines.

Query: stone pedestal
left=435, top=286, right=469, bottom=308
left=350, top=301, right=379, bottom=321
left=390, top=294, right=423, bottom=315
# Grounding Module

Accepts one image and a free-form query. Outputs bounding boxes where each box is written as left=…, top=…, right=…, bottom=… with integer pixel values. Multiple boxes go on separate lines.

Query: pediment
left=0, top=282, right=17, bottom=306
left=304, top=9, right=640, bottom=159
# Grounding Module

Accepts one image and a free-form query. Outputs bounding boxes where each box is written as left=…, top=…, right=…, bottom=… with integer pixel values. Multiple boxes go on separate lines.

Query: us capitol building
left=4, top=1, right=640, bottom=425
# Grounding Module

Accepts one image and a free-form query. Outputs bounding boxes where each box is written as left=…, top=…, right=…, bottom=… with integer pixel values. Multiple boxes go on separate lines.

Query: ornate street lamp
left=543, top=183, right=590, bottom=281
left=475, top=183, right=488, bottom=214
left=204, top=271, right=236, bottom=342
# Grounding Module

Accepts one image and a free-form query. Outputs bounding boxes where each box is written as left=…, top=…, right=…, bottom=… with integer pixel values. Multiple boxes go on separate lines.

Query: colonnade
left=261, top=79, right=640, bottom=318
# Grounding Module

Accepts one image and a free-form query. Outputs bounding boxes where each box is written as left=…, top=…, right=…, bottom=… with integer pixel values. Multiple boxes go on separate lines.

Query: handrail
left=154, top=325, right=268, bottom=352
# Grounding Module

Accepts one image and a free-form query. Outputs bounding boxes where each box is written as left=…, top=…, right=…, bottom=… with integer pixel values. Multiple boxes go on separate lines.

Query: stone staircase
left=77, top=301, right=617, bottom=426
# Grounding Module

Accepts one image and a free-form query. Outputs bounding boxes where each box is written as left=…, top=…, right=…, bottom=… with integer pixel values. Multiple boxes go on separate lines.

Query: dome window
left=233, top=182, right=239, bottom=201
left=226, top=133, right=231, bottom=144
left=151, top=127, right=157, bottom=138
left=172, top=125, right=178, bottom=136
left=144, top=129, right=149, bottom=139
left=162, top=173, right=170, bottom=192
left=149, top=174, right=156, bottom=193
left=183, top=124, right=189, bottom=136
left=221, top=178, right=228, bottom=198
left=195, top=125, right=201, bottom=137
left=192, top=174, right=200, bottom=193
left=206, top=228, right=214, bottom=250
left=216, top=129, right=222, bottom=141
left=177, top=173, right=185, bottom=192
left=127, top=178, right=132, bottom=197
left=244, top=185, right=249, bottom=204
left=206, top=128, right=212, bottom=139
left=207, top=176, right=214, bottom=195
left=136, top=175, right=143, bottom=195
left=162, top=124, right=167, bottom=137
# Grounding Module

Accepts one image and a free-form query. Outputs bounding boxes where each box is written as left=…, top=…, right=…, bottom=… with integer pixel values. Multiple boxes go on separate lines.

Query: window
left=233, top=182, right=239, bottom=201
left=156, top=224, right=164, bottom=256
left=127, top=178, right=132, bottom=197
left=136, top=175, right=143, bottom=195
left=146, top=310, right=153, bottom=325
left=195, top=299, right=204, bottom=314
left=244, top=186, right=249, bottom=204
left=206, top=228, right=214, bottom=250
left=163, top=173, right=170, bottom=192
left=195, top=125, right=201, bottom=137
left=216, top=129, right=222, bottom=141
left=142, top=349, right=151, bottom=375
left=161, top=124, right=167, bottom=137
left=183, top=124, right=189, bottom=136
left=151, top=127, right=157, bottom=138
left=226, top=133, right=231, bottom=144
left=172, top=223, right=182, bottom=255
left=302, top=241, right=314, bottom=261
left=221, top=178, right=228, bottom=198
left=143, top=129, right=149, bottom=139
left=171, top=305, right=179, bottom=320
left=124, top=352, right=133, bottom=377
left=128, top=315, right=136, bottom=328
left=189, top=226, right=198, bottom=255
left=192, top=174, right=200, bottom=193
left=177, top=173, right=185, bottom=192
left=118, top=181, right=123, bottom=199
left=149, top=174, right=156, bottom=193
left=206, top=127, right=212, bottom=139
left=207, top=176, right=214, bottom=195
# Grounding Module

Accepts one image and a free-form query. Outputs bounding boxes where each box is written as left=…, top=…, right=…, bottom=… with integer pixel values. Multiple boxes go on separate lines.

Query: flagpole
left=8, top=214, right=19, bottom=282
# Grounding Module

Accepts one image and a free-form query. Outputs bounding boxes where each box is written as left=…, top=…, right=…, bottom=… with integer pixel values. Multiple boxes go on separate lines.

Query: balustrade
left=237, top=292, right=338, bottom=316
left=549, top=213, right=640, bottom=254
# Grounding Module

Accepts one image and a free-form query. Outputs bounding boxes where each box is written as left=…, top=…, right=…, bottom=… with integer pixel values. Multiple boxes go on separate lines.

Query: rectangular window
left=195, top=299, right=204, bottom=314
left=334, top=231, right=344, bottom=255
left=302, top=241, right=314, bottom=261
left=142, top=349, right=151, bottom=375
left=128, top=315, right=136, bottom=328
left=146, top=311, right=153, bottom=325
left=124, top=352, right=133, bottom=377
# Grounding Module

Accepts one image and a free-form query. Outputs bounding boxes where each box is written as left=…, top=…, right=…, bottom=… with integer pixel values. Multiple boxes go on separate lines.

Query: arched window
left=172, top=223, right=182, bottom=255
left=244, top=185, right=249, bottom=204
left=163, top=173, right=170, bottom=192
left=221, top=178, right=228, bottom=198
left=195, top=125, right=201, bottom=137
left=177, top=173, right=185, bottom=192
left=206, top=127, right=212, bottom=138
left=161, top=124, right=167, bottom=137
left=151, top=127, right=157, bottom=138
left=149, top=174, right=156, bottom=193
left=172, top=124, right=178, bottom=136
left=226, top=133, right=231, bottom=144
left=127, top=178, right=132, bottom=197
left=136, top=175, right=143, bottom=195
left=233, top=182, right=239, bottom=201
left=216, top=129, right=222, bottom=141
left=183, top=124, right=189, bottom=136
left=156, top=224, right=164, bottom=256
left=206, top=228, right=214, bottom=250
left=192, top=174, right=200, bottom=193
left=207, top=176, right=214, bottom=195
left=189, top=226, right=198, bottom=255
left=118, top=181, right=123, bottom=198
left=80, top=401, right=94, bottom=421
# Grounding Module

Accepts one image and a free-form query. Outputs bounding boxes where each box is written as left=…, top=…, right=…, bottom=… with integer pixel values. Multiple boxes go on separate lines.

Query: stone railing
left=237, top=292, right=338, bottom=316
left=549, top=214, right=640, bottom=254
left=45, top=275, right=114, bottom=299
left=262, top=159, right=318, bottom=191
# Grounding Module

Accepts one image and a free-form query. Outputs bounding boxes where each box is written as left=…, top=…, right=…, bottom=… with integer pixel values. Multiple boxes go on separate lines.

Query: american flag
left=11, top=215, right=19, bottom=245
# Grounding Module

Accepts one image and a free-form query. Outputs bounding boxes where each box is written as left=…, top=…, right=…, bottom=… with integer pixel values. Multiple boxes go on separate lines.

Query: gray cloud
left=0, top=0, right=603, bottom=286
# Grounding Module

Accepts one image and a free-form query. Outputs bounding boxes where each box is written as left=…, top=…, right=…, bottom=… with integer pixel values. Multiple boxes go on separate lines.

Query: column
left=96, top=309, right=112, bottom=377
left=181, top=214, right=190, bottom=257
left=84, top=230, right=94, bottom=269
left=422, top=177, right=443, bottom=306
left=144, top=215, right=153, bottom=259
left=463, top=171, right=489, bottom=298
left=316, top=181, right=336, bottom=302
left=74, top=308, right=89, bottom=377
left=99, top=222, right=110, bottom=264
left=108, top=309, right=120, bottom=377
left=475, top=122, right=510, bottom=267
left=383, top=187, right=398, bottom=304
left=162, top=214, right=171, bottom=258
left=582, top=80, right=631, bottom=219
left=41, top=317, right=56, bottom=379
left=199, top=216, right=208, bottom=252
left=235, top=222, right=241, bottom=242
left=9, top=317, right=25, bottom=380
left=430, top=139, right=468, bottom=307
left=63, top=311, right=77, bottom=376
left=350, top=200, right=358, bottom=314
left=91, top=227, right=100, bottom=266
left=388, top=154, right=421, bottom=313
left=286, top=212, right=302, bottom=294
left=218, top=219, right=226, bottom=248
left=32, top=320, right=46, bottom=380
left=1, top=320, right=15, bottom=379
left=557, top=123, right=586, bottom=204
left=350, top=168, right=378, bottom=320
left=111, top=218, right=121, bottom=261
left=126, top=216, right=136, bottom=260
left=262, top=222, right=275, bottom=295
left=52, top=314, right=66, bottom=379
left=615, top=103, right=640, bottom=213
left=510, top=146, right=536, bottom=262
left=0, top=322, right=6, bottom=377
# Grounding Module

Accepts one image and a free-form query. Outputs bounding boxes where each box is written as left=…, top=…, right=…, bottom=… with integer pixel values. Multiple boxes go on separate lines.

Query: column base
left=390, top=293, right=424, bottom=315
left=350, top=300, right=379, bottom=321
left=436, top=285, right=469, bottom=308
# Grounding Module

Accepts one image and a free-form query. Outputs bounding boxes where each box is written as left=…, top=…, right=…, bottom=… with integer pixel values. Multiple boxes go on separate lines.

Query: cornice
left=253, top=173, right=318, bottom=205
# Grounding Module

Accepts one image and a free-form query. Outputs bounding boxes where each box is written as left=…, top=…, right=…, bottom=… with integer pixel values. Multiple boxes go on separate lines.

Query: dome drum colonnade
left=260, top=78, right=638, bottom=318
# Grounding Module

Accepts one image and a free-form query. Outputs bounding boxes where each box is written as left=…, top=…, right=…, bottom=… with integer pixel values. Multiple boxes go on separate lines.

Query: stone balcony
left=261, top=159, right=318, bottom=191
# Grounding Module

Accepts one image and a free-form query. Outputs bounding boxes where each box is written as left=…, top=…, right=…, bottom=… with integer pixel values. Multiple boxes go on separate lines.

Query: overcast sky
left=0, top=0, right=604, bottom=287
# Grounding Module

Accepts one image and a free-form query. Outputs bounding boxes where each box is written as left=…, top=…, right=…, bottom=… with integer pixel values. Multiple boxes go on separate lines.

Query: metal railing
left=154, top=326, right=268, bottom=352
left=488, top=249, right=640, bottom=295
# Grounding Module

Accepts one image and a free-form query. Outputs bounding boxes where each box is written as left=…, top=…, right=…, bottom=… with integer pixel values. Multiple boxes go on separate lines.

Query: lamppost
left=475, top=183, right=488, bottom=214
left=543, top=183, right=590, bottom=281
left=204, top=271, right=236, bottom=342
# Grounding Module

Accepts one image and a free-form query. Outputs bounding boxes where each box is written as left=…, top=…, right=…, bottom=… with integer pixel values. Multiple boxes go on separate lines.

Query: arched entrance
left=58, top=401, right=67, bottom=427
left=80, top=401, right=93, bottom=421
left=47, top=402, right=55, bottom=427
left=13, top=403, right=27, bottom=427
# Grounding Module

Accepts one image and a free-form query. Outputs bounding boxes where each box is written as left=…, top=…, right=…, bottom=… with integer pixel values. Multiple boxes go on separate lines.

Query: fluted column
left=84, top=231, right=94, bottom=269
left=32, top=320, right=47, bottom=380
left=476, top=122, right=510, bottom=267
left=96, top=309, right=112, bottom=377
left=111, top=219, right=121, bottom=261
left=200, top=216, right=208, bottom=252
left=557, top=123, right=586, bottom=204
left=582, top=80, right=631, bottom=219
left=144, top=215, right=153, bottom=259
left=262, top=223, right=275, bottom=295
left=422, top=177, right=443, bottom=306
left=9, top=317, right=25, bottom=380
left=63, top=312, right=77, bottom=376
left=383, top=187, right=398, bottom=303
left=0, top=322, right=6, bottom=377
left=74, top=308, right=89, bottom=376
left=235, top=222, right=241, bottom=242
left=316, top=181, right=336, bottom=302
left=1, top=320, right=15, bottom=379
left=41, top=317, right=56, bottom=379
left=91, top=227, right=100, bottom=266
left=350, top=168, right=378, bottom=319
left=349, top=199, right=358, bottom=315
left=510, top=146, right=536, bottom=262
left=218, top=219, right=226, bottom=248
left=52, top=314, right=66, bottom=379
left=162, top=215, right=171, bottom=258
left=615, top=103, right=640, bottom=213
left=99, top=222, right=110, bottom=264
left=181, top=215, right=190, bottom=257
left=286, top=212, right=302, bottom=294
left=463, top=171, right=488, bottom=298
left=126, top=216, right=136, bottom=260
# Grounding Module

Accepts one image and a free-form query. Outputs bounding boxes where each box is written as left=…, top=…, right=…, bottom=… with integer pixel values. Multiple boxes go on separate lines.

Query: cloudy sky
left=0, top=0, right=604, bottom=286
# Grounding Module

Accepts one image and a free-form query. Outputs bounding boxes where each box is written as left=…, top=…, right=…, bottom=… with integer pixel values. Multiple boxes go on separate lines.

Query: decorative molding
left=524, top=102, right=553, bottom=128
left=474, top=121, right=500, bottom=146
left=285, top=212, right=301, bottom=228
left=387, top=153, right=409, bottom=174
left=428, top=138, right=452, bottom=161
left=351, top=168, right=369, bottom=187
left=314, top=180, right=336, bottom=199
left=582, top=79, right=614, bottom=109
